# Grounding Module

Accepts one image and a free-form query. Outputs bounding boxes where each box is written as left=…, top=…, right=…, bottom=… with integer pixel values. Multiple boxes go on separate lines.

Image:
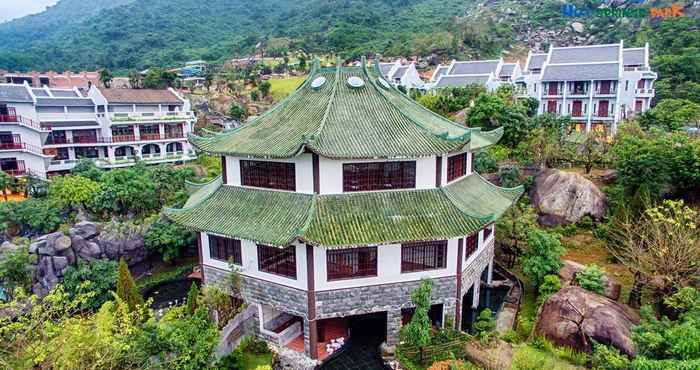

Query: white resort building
left=515, top=42, right=657, bottom=133
left=0, top=82, right=195, bottom=178
left=166, top=59, right=523, bottom=364
left=429, top=58, right=520, bottom=91
left=378, top=59, right=425, bottom=90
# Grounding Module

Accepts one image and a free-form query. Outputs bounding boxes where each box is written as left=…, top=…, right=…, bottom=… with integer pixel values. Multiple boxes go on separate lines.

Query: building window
left=74, top=146, right=99, bottom=159
left=401, top=240, right=447, bottom=273
left=483, top=225, right=493, bottom=241
left=465, top=233, right=478, bottom=260
left=625, top=80, right=629, bottom=91
left=326, top=247, right=377, bottom=281
left=208, top=235, right=242, bottom=265
left=240, top=160, right=296, bottom=191
left=342, top=161, right=416, bottom=192
left=447, top=153, right=467, bottom=181
left=257, top=244, right=296, bottom=279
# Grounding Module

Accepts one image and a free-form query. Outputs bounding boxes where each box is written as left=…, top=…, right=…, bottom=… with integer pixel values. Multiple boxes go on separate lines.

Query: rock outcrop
left=464, top=339, right=513, bottom=370
left=534, top=286, right=639, bottom=356
left=29, top=221, right=147, bottom=297
left=559, top=260, right=621, bottom=301
left=530, top=169, right=607, bottom=226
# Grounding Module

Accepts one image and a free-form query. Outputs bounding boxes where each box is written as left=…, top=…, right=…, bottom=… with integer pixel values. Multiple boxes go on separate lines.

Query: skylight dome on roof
left=311, top=76, right=327, bottom=89
left=377, top=78, right=391, bottom=89
left=347, top=76, right=365, bottom=88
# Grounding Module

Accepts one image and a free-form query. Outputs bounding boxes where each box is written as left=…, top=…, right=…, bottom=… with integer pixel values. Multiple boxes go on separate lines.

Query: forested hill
left=0, top=0, right=698, bottom=74
left=0, top=0, right=474, bottom=71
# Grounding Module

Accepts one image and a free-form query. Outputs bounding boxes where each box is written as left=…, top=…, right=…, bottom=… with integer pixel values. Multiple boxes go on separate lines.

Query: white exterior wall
left=225, top=153, right=314, bottom=194
left=314, top=237, right=460, bottom=291
left=318, top=155, right=437, bottom=194
left=201, top=232, right=308, bottom=291
left=0, top=151, right=47, bottom=178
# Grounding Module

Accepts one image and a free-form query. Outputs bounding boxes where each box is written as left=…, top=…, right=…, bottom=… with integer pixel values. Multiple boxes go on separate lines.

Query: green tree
left=640, top=98, right=700, bottom=131
left=473, top=308, right=496, bottom=343
left=204, top=71, right=214, bottom=92
left=250, top=89, right=260, bottom=102
left=70, top=158, right=103, bottom=181
left=95, top=167, right=158, bottom=216
left=144, top=219, right=195, bottom=262
left=186, top=282, right=200, bottom=315
left=128, top=70, right=142, bottom=89
left=229, top=104, right=246, bottom=121
left=99, top=68, right=113, bottom=88
left=258, top=80, right=271, bottom=97
left=143, top=68, right=177, bottom=89
left=574, top=130, right=609, bottom=174
left=62, top=259, right=118, bottom=311
left=401, top=278, right=433, bottom=362
left=522, top=229, right=565, bottom=286
left=576, top=264, right=605, bottom=294
left=0, top=198, right=62, bottom=236
left=0, top=246, right=35, bottom=299
left=0, top=170, right=12, bottom=201
left=467, top=92, right=529, bottom=147
left=538, top=274, right=561, bottom=306
left=116, top=258, right=143, bottom=312
left=48, top=175, right=101, bottom=211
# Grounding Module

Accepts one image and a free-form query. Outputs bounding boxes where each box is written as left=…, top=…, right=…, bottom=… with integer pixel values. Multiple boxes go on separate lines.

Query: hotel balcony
left=542, top=89, right=562, bottom=98
left=567, top=89, right=589, bottom=97
left=593, top=111, right=615, bottom=120
left=108, top=111, right=194, bottom=123
left=569, top=111, right=588, bottom=120
left=1, top=160, right=26, bottom=177
left=594, top=89, right=616, bottom=97
left=96, top=150, right=194, bottom=168
left=635, top=88, right=655, bottom=97
left=0, top=141, right=47, bottom=156
left=37, top=112, right=98, bottom=122
left=0, top=108, right=51, bottom=132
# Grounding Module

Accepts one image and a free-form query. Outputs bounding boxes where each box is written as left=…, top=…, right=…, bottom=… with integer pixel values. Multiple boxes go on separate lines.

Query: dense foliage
left=575, top=264, right=605, bottom=295
left=521, top=229, right=566, bottom=286
left=144, top=218, right=196, bottom=262
left=62, top=259, right=118, bottom=311
left=0, top=246, right=35, bottom=300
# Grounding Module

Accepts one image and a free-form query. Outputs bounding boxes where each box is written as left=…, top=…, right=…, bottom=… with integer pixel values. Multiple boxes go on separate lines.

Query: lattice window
left=464, top=233, right=479, bottom=260
left=327, top=247, right=377, bottom=280
left=257, top=244, right=297, bottom=279
left=447, top=153, right=467, bottom=181
left=240, top=160, right=296, bottom=191
left=342, top=161, right=416, bottom=192
left=401, top=240, right=447, bottom=273
left=208, top=235, right=242, bottom=265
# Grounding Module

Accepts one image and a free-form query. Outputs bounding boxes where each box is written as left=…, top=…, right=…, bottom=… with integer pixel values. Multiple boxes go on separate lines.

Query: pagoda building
left=166, top=58, right=523, bottom=362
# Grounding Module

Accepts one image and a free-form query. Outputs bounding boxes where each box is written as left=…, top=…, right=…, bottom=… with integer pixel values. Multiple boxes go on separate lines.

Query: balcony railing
left=624, top=66, right=650, bottom=72
left=570, top=110, right=586, bottom=118
left=635, top=88, right=655, bottom=95
left=37, top=112, right=98, bottom=122
left=0, top=142, right=45, bottom=155
left=1, top=160, right=26, bottom=177
left=568, top=89, right=588, bottom=96
left=595, top=89, right=616, bottom=95
left=109, top=111, right=193, bottom=122
left=0, top=108, right=49, bottom=131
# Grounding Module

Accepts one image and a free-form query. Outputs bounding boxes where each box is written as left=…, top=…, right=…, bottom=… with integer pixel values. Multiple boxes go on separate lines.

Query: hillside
left=0, top=0, right=698, bottom=75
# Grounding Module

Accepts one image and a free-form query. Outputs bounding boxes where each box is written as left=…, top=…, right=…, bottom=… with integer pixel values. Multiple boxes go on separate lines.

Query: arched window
left=141, top=144, right=161, bottom=156
left=114, top=146, right=134, bottom=157
left=166, top=142, right=183, bottom=153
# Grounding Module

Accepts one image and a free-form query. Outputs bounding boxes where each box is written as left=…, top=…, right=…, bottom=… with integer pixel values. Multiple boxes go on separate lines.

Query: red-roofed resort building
left=166, top=59, right=523, bottom=364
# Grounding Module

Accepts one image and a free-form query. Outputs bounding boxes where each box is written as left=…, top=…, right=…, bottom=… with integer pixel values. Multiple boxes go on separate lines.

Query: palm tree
left=99, top=68, right=113, bottom=88
left=0, top=170, right=12, bottom=202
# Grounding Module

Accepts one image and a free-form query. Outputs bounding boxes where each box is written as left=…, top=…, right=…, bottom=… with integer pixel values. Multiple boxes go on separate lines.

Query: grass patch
left=241, top=352, right=273, bottom=369
left=560, top=230, right=634, bottom=302
left=269, top=76, right=306, bottom=100
left=512, top=344, right=586, bottom=370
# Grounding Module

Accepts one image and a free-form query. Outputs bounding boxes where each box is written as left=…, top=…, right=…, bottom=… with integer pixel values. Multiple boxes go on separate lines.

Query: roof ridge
left=297, top=193, right=318, bottom=244
left=306, top=59, right=341, bottom=153
left=440, top=177, right=496, bottom=222
left=366, top=58, right=470, bottom=142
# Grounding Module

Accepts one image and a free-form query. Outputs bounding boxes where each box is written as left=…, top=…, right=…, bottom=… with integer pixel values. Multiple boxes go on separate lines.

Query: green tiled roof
left=189, top=59, right=500, bottom=159
left=165, top=174, right=523, bottom=248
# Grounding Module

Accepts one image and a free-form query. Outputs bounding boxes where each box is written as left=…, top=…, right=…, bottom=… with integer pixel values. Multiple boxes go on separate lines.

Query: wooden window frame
left=257, top=244, right=297, bottom=279
left=464, top=233, right=479, bottom=260
left=326, top=247, right=378, bottom=281
left=447, top=153, right=467, bottom=182
left=483, top=224, right=493, bottom=241
left=240, top=160, right=296, bottom=191
left=401, top=240, right=448, bottom=273
left=208, top=235, right=242, bottom=265
left=342, top=161, right=416, bottom=192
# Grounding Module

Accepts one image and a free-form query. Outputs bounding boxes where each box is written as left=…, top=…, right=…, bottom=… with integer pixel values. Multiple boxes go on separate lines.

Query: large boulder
left=69, top=221, right=99, bottom=240
left=530, top=169, right=606, bottom=226
left=464, top=339, right=513, bottom=370
left=534, top=286, right=638, bottom=356
left=559, top=260, right=621, bottom=300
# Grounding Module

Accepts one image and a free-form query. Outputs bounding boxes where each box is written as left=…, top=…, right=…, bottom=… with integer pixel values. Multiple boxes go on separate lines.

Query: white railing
left=624, top=66, right=650, bottom=72
left=37, top=112, right=98, bottom=122
left=109, top=111, right=194, bottom=122
left=635, top=88, right=655, bottom=95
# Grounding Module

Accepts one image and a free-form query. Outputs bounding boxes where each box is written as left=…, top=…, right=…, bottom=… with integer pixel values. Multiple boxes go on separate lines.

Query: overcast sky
left=0, top=0, right=58, bottom=23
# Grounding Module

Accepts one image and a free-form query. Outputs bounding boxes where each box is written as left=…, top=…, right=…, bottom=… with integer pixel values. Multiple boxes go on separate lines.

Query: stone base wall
left=461, top=239, right=494, bottom=299
left=315, top=276, right=457, bottom=319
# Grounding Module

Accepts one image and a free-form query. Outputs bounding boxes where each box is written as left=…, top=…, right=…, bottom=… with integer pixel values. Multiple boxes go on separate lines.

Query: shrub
left=498, top=166, right=522, bottom=187
left=576, top=264, right=606, bottom=294
left=240, top=335, right=270, bottom=355
left=474, top=150, right=498, bottom=173
left=501, top=329, right=520, bottom=343
left=62, top=259, right=118, bottom=311
left=116, top=258, right=143, bottom=312
left=512, top=346, right=550, bottom=370
left=537, top=274, right=561, bottom=305
left=214, top=349, right=244, bottom=370
left=592, top=343, right=631, bottom=370
left=0, top=246, right=35, bottom=299
left=473, top=308, right=496, bottom=342
left=144, top=218, right=196, bottom=262
left=522, top=229, right=565, bottom=286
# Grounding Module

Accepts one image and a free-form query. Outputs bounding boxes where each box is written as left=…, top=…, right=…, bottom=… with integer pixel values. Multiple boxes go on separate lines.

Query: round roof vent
left=377, top=78, right=391, bottom=89
left=347, top=76, right=365, bottom=88
left=310, top=76, right=327, bottom=89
